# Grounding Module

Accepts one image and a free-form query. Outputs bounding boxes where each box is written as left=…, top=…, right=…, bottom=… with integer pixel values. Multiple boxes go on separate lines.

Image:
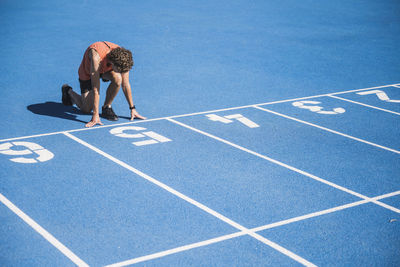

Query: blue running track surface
left=1, top=0, right=399, bottom=266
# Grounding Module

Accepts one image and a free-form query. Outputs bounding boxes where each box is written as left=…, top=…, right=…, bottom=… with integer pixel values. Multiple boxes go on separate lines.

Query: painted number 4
left=0, top=141, right=54, bottom=163
left=206, top=114, right=260, bottom=128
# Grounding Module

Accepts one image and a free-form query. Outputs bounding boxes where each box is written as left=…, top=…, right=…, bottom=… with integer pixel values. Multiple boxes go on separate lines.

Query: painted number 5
left=0, top=141, right=54, bottom=163
left=292, top=100, right=345, bottom=115
left=110, top=126, right=172, bottom=146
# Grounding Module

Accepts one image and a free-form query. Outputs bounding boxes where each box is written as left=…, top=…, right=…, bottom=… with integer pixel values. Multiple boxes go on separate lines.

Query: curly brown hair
left=107, top=47, right=134, bottom=73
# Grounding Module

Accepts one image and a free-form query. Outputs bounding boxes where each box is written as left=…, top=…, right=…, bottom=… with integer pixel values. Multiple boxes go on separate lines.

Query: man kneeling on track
left=62, top=41, right=146, bottom=128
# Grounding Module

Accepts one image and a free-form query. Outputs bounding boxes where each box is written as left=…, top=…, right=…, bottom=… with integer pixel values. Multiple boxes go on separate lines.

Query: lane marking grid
left=106, top=190, right=400, bottom=266
left=63, top=132, right=317, bottom=266
left=1, top=83, right=399, bottom=266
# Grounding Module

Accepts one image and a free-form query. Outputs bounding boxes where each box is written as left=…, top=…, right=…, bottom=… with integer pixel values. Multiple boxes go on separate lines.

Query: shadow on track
left=27, top=101, right=88, bottom=124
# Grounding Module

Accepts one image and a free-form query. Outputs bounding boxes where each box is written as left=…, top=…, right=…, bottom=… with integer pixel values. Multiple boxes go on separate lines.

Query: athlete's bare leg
left=69, top=90, right=94, bottom=113
left=101, top=71, right=122, bottom=107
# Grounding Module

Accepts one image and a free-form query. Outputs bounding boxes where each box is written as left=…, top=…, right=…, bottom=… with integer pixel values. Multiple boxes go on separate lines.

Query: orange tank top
left=78, top=41, right=120, bottom=80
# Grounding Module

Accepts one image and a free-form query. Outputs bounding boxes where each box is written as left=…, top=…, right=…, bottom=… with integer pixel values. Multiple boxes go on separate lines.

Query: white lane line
left=328, top=95, right=400, bottom=116
left=105, top=190, right=400, bottom=266
left=1, top=83, right=399, bottom=143
left=254, top=106, right=400, bottom=155
left=167, top=118, right=400, bottom=214
left=374, top=190, right=400, bottom=200
left=0, top=193, right=89, bottom=267
left=0, top=131, right=72, bottom=143
left=63, top=132, right=316, bottom=267
left=104, top=232, right=247, bottom=267
left=326, top=83, right=400, bottom=94
left=253, top=190, right=400, bottom=232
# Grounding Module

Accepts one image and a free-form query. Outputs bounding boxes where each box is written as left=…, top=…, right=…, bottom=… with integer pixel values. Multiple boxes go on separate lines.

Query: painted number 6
left=0, top=141, right=54, bottom=163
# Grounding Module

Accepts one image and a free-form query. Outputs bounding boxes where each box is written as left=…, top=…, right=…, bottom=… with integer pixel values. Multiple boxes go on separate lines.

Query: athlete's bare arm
left=85, top=49, right=103, bottom=128
left=121, top=71, right=146, bottom=120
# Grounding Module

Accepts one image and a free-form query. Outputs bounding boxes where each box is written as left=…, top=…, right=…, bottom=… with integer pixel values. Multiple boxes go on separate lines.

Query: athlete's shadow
left=27, top=101, right=88, bottom=123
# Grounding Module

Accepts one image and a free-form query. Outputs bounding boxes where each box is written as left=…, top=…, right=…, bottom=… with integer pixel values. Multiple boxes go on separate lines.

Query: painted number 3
left=0, top=141, right=54, bottom=163
left=292, top=100, right=346, bottom=115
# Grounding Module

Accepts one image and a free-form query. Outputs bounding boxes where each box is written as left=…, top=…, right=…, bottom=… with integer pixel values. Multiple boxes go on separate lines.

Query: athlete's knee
left=111, top=73, right=122, bottom=87
left=77, top=91, right=93, bottom=113
left=80, top=104, right=92, bottom=114
left=80, top=99, right=93, bottom=114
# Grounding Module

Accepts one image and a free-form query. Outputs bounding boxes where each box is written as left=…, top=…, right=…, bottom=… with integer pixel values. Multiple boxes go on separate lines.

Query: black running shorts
left=79, top=74, right=110, bottom=94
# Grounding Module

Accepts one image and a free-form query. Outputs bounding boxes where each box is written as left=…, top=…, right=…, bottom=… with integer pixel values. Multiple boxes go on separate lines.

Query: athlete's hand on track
left=85, top=115, right=103, bottom=128
left=130, top=109, right=146, bottom=121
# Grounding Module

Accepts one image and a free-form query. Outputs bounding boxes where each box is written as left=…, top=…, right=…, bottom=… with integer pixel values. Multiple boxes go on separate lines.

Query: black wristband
left=129, top=105, right=136, bottom=110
